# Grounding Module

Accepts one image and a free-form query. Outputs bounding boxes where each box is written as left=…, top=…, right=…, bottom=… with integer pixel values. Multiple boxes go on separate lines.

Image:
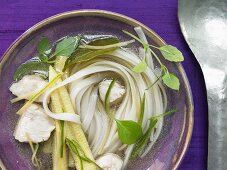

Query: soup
left=9, top=26, right=183, bottom=170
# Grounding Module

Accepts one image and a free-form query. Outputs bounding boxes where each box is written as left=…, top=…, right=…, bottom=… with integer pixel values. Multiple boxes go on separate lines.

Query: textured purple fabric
left=0, top=0, right=208, bottom=169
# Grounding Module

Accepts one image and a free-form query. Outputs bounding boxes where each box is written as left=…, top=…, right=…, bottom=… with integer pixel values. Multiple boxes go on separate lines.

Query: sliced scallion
left=138, top=93, right=146, bottom=126
left=66, top=138, right=102, bottom=170
left=104, top=79, right=116, bottom=115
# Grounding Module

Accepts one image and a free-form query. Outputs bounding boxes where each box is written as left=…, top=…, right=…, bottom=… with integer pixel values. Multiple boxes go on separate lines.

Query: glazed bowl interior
left=0, top=10, right=193, bottom=170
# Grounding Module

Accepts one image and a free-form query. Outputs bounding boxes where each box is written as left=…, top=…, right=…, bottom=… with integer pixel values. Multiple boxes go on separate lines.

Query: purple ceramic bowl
left=0, top=10, right=193, bottom=170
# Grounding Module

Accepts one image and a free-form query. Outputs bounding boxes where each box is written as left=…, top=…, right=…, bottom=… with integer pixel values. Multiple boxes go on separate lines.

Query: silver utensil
left=178, top=0, right=227, bottom=169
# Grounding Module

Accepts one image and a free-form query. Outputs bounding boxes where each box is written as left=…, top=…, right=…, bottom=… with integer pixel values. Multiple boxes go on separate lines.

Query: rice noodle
left=68, top=48, right=166, bottom=162
left=42, top=28, right=167, bottom=167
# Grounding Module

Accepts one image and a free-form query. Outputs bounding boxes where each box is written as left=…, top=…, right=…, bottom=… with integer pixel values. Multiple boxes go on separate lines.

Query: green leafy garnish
left=66, top=138, right=102, bottom=170
left=123, top=30, right=183, bottom=91
left=14, top=36, right=81, bottom=81
left=65, top=48, right=116, bottom=68
left=54, top=36, right=80, bottom=57
left=159, top=45, right=184, bottom=62
left=115, top=119, right=143, bottom=144
left=130, top=118, right=158, bottom=159
left=37, top=37, right=51, bottom=58
left=138, top=93, right=146, bottom=126
left=104, top=79, right=116, bottom=116
left=162, top=73, right=180, bottom=90
left=13, top=61, right=50, bottom=81
left=132, top=59, right=147, bottom=73
left=14, top=36, right=120, bottom=80
left=64, top=37, right=120, bottom=68
left=131, top=109, right=176, bottom=159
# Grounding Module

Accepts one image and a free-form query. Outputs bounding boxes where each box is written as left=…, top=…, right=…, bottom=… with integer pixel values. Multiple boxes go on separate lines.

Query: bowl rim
left=0, top=9, right=194, bottom=170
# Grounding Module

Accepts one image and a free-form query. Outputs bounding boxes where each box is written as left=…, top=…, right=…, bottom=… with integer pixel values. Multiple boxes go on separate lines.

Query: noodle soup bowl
left=0, top=10, right=193, bottom=170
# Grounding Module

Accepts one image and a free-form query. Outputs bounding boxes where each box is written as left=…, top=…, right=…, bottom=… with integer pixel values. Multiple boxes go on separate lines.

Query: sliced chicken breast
left=14, top=104, right=55, bottom=143
left=9, top=75, right=48, bottom=102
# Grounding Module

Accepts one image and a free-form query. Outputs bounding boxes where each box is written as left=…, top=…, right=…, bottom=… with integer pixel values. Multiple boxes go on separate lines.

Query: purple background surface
left=0, top=0, right=208, bottom=169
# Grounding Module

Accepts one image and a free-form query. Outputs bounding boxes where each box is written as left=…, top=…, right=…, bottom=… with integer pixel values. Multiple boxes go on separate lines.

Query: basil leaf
left=13, top=62, right=50, bottom=81
left=37, top=37, right=51, bottom=56
left=123, top=30, right=183, bottom=90
left=162, top=73, right=180, bottom=90
left=89, top=37, right=119, bottom=46
left=64, top=37, right=119, bottom=68
left=65, top=47, right=116, bottom=68
left=159, top=45, right=184, bottom=62
left=115, top=119, right=143, bottom=144
left=132, top=60, right=147, bottom=73
left=54, top=36, right=80, bottom=57
left=130, top=118, right=158, bottom=159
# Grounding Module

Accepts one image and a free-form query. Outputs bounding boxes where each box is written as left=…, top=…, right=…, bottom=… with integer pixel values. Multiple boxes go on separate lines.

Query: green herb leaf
left=131, top=109, right=176, bottom=159
left=130, top=118, right=158, bottom=159
left=54, top=36, right=80, bottom=57
left=88, top=37, right=119, bottom=46
left=13, top=62, right=50, bottom=81
left=138, top=93, right=146, bottom=126
left=37, top=37, right=51, bottom=57
left=65, top=47, right=116, bottom=68
left=159, top=45, right=184, bottom=62
left=115, top=119, right=143, bottom=144
left=64, top=37, right=120, bottom=68
left=132, top=59, right=147, bottom=73
left=123, top=30, right=184, bottom=91
left=104, top=79, right=116, bottom=115
left=162, top=73, right=180, bottom=90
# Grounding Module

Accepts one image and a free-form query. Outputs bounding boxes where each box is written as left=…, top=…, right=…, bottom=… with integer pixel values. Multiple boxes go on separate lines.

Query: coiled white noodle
left=82, top=86, right=98, bottom=132
left=67, top=48, right=166, bottom=163
left=42, top=28, right=167, bottom=168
